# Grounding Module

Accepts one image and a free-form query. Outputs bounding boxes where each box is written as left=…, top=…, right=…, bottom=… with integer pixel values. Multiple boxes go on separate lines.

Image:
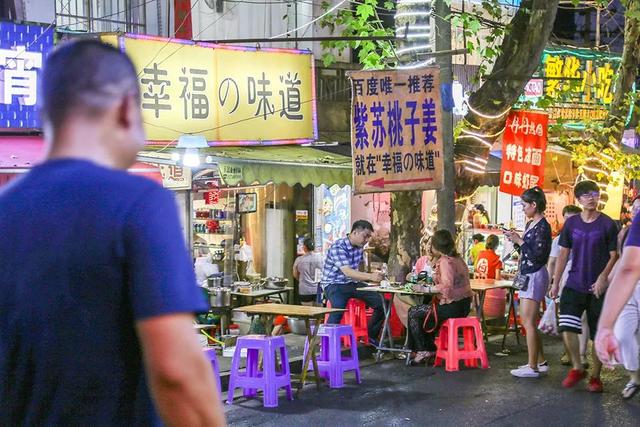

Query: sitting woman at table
left=407, top=230, right=474, bottom=365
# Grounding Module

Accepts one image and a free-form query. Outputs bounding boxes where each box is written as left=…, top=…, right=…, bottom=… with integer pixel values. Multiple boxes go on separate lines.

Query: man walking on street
left=321, top=220, right=385, bottom=344
left=551, top=180, right=618, bottom=393
left=0, top=41, right=226, bottom=425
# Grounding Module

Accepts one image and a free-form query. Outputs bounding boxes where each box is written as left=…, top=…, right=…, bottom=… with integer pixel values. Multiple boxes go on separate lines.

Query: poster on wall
left=499, top=110, right=548, bottom=197
left=349, top=67, right=444, bottom=194
left=319, top=185, right=350, bottom=252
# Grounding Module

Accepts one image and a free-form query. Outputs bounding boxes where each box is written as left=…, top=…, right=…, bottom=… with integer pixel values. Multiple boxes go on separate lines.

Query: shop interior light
left=205, top=155, right=214, bottom=163
left=182, top=148, right=201, bottom=167
left=170, top=152, right=181, bottom=162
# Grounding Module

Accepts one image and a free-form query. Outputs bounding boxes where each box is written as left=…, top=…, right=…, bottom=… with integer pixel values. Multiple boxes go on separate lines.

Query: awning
left=140, top=145, right=352, bottom=187
left=0, top=136, right=44, bottom=171
left=0, top=136, right=163, bottom=184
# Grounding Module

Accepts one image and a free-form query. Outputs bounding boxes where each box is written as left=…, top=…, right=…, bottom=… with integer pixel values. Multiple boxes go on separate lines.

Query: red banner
left=174, top=0, right=193, bottom=40
left=499, top=111, right=548, bottom=196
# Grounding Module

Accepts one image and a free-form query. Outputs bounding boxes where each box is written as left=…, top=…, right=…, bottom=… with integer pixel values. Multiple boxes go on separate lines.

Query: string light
left=397, top=0, right=432, bottom=4
left=474, top=157, right=488, bottom=164
left=396, top=44, right=433, bottom=55
left=404, top=33, right=432, bottom=39
left=581, top=165, right=607, bottom=174
left=457, top=133, right=493, bottom=148
left=467, top=102, right=511, bottom=120
left=397, top=59, right=436, bottom=69
left=396, top=25, right=431, bottom=32
left=598, top=152, right=614, bottom=161
left=460, top=159, right=486, bottom=169
left=460, top=127, right=505, bottom=139
left=395, top=11, right=431, bottom=19
left=465, top=165, right=485, bottom=174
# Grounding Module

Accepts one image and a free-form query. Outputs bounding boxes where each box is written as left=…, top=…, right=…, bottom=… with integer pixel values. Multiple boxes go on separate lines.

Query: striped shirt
left=320, top=237, right=363, bottom=288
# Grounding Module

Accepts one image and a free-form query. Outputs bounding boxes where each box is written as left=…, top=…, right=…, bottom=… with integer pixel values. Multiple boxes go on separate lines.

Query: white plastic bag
left=538, top=299, right=558, bottom=335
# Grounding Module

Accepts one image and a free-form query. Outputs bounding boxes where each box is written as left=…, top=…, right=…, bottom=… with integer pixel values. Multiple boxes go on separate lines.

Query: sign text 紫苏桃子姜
left=350, top=68, right=444, bottom=194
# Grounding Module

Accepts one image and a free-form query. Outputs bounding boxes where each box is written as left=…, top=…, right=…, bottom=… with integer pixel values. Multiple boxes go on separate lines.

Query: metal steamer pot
left=207, top=275, right=223, bottom=288
left=208, top=287, right=231, bottom=307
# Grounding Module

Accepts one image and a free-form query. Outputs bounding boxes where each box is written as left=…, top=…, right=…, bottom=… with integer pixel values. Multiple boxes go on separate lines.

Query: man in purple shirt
left=552, top=180, right=618, bottom=393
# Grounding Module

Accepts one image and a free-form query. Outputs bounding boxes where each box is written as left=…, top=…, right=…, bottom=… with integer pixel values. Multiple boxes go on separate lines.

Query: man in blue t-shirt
left=551, top=180, right=618, bottom=393
left=0, top=41, right=226, bottom=426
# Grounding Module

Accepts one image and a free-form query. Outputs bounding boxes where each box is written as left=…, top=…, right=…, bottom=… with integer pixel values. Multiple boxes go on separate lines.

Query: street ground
left=222, top=334, right=640, bottom=426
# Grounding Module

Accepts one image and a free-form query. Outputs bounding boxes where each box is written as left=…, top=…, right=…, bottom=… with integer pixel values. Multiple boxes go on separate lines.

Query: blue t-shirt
left=558, top=213, right=618, bottom=294
left=0, top=159, right=207, bottom=425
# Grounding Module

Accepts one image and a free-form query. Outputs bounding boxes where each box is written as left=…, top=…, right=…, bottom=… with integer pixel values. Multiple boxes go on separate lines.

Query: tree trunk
left=387, top=191, right=423, bottom=282
left=604, top=0, right=640, bottom=144
left=454, top=0, right=559, bottom=196
left=435, top=0, right=455, bottom=234
left=386, top=0, right=432, bottom=280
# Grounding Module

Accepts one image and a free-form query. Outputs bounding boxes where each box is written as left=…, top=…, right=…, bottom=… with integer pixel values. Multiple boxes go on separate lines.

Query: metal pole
left=595, top=6, right=601, bottom=48
left=435, top=0, right=456, bottom=234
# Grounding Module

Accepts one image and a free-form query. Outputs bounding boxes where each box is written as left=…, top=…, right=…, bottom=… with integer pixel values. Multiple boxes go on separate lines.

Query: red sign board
left=204, top=190, right=220, bottom=205
left=499, top=111, right=548, bottom=196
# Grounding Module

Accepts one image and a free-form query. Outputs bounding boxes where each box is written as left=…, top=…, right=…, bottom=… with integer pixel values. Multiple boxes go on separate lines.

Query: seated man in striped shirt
left=320, top=220, right=384, bottom=345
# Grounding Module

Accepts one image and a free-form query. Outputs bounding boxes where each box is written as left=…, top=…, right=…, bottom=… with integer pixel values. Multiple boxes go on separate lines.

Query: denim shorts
left=518, top=267, right=549, bottom=302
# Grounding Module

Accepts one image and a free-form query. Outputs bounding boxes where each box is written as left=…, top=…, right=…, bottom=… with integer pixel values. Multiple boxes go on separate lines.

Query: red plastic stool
left=325, top=299, right=369, bottom=347
left=434, top=317, right=489, bottom=372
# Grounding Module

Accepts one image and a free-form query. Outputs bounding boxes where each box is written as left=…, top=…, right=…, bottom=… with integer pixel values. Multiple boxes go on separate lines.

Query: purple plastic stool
left=303, top=324, right=361, bottom=388
left=227, top=335, right=293, bottom=408
left=202, top=347, right=223, bottom=398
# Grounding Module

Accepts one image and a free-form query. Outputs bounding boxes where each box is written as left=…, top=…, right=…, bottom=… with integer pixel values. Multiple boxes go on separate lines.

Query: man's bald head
left=39, top=39, right=140, bottom=130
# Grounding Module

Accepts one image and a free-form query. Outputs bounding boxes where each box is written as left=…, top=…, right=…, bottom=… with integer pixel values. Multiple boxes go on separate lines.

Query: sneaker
left=587, top=377, right=603, bottom=393
left=511, top=365, right=540, bottom=378
left=517, top=361, right=549, bottom=373
left=562, top=369, right=586, bottom=388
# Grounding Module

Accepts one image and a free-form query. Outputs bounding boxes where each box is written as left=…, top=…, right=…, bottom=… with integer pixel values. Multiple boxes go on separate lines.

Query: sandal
left=622, top=381, right=640, bottom=400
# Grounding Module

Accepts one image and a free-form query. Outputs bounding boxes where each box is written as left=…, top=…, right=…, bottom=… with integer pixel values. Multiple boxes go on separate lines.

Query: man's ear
left=116, top=94, right=138, bottom=129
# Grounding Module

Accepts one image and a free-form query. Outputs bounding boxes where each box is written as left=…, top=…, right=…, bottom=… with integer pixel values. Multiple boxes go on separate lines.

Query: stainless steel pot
left=208, top=286, right=231, bottom=307
left=207, top=276, right=223, bottom=287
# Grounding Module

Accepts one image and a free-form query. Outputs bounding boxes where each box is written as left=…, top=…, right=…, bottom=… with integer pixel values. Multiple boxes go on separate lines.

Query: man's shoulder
left=598, top=213, right=617, bottom=228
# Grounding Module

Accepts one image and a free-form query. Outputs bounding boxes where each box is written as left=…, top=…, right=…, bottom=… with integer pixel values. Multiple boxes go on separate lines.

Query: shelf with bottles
left=193, top=223, right=234, bottom=235
left=194, top=208, right=234, bottom=221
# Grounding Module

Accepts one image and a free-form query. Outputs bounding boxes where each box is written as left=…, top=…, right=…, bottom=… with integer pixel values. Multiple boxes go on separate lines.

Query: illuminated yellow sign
left=101, top=34, right=316, bottom=144
left=537, top=49, right=620, bottom=123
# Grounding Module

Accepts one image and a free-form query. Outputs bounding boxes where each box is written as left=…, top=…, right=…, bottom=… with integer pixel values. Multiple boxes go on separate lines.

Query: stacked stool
left=227, top=335, right=293, bottom=408
left=434, top=317, right=489, bottom=372
left=303, top=324, right=361, bottom=388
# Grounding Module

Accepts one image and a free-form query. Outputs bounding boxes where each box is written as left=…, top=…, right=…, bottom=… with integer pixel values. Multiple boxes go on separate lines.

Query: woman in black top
left=504, top=187, right=552, bottom=378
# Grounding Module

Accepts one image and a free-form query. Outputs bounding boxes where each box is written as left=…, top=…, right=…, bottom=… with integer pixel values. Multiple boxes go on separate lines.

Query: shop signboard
left=0, top=21, right=54, bottom=131
left=100, top=34, right=317, bottom=145
left=499, top=110, right=548, bottom=197
left=218, top=163, right=243, bottom=185
left=523, top=48, right=620, bottom=125
left=349, top=67, right=444, bottom=194
left=159, top=164, right=191, bottom=189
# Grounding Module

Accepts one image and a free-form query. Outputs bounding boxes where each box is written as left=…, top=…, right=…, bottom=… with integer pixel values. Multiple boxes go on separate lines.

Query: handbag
left=421, top=297, right=440, bottom=333
left=512, top=272, right=530, bottom=291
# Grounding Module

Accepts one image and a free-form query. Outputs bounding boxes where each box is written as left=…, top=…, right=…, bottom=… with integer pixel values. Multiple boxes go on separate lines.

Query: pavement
left=222, top=334, right=640, bottom=426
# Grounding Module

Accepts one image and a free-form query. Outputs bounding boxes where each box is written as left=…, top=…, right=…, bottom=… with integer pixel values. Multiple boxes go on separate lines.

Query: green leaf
left=356, top=4, right=375, bottom=20
left=321, top=52, right=336, bottom=68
